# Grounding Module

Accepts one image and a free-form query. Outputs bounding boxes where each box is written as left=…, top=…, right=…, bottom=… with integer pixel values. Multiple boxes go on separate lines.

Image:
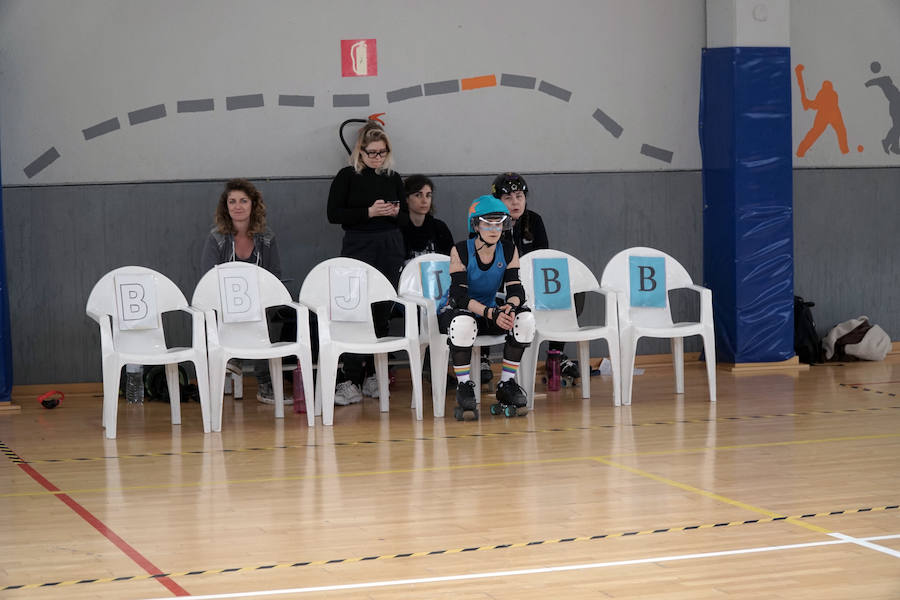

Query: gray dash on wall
left=178, top=98, right=215, bottom=112
left=128, top=104, right=167, bottom=126
left=386, top=85, right=423, bottom=103
left=640, top=143, right=674, bottom=163
left=23, top=147, right=60, bottom=179
left=332, top=94, right=370, bottom=107
left=424, top=80, right=460, bottom=96
left=500, top=74, right=536, bottom=89
left=279, top=95, right=314, bottom=107
left=82, top=117, right=121, bottom=140
left=538, top=81, right=572, bottom=102
left=226, top=94, right=265, bottom=110
left=592, top=108, right=623, bottom=138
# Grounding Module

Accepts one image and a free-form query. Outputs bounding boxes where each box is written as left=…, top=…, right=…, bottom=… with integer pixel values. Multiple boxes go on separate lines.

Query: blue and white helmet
left=467, top=195, right=512, bottom=234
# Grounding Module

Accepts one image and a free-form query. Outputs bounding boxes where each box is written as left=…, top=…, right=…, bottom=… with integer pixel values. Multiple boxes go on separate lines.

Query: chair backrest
left=600, top=247, right=694, bottom=328
left=519, top=249, right=599, bottom=330
left=299, top=257, right=399, bottom=341
left=398, top=253, right=452, bottom=340
left=192, top=263, right=293, bottom=345
left=86, top=266, right=188, bottom=354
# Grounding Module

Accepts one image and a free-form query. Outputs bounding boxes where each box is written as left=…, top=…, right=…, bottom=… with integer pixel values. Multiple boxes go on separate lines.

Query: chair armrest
left=596, top=286, right=621, bottom=330
left=397, top=298, right=421, bottom=341
left=684, top=284, right=714, bottom=324
left=300, top=301, right=333, bottom=345
left=182, top=306, right=209, bottom=353
left=87, top=310, right=116, bottom=357
left=287, top=301, right=313, bottom=348
left=196, top=308, right=221, bottom=348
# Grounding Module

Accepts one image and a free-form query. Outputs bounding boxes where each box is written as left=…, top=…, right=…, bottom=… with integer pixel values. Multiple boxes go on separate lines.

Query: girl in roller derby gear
left=438, top=195, right=536, bottom=419
left=492, top=172, right=582, bottom=383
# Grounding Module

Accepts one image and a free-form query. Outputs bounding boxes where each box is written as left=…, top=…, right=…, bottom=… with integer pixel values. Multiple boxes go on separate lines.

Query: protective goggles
left=477, top=215, right=511, bottom=231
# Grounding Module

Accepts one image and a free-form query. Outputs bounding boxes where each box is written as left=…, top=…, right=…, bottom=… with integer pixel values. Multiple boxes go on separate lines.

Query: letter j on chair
left=629, top=256, right=666, bottom=308
left=532, top=258, right=572, bottom=310
left=420, top=260, right=451, bottom=311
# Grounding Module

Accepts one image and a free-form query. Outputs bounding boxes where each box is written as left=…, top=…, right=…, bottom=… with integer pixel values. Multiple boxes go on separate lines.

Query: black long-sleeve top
left=504, top=209, right=549, bottom=257
left=327, top=166, right=409, bottom=232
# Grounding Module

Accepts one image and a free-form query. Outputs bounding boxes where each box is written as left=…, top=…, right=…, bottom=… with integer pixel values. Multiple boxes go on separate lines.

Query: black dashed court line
left=226, top=94, right=264, bottom=110
left=82, top=117, right=120, bottom=140
left=177, top=98, right=215, bottom=112
left=23, top=147, right=60, bottom=178
left=127, top=104, right=166, bottom=126
left=5, top=504, right=895, bottom=592
left=278, top=94, right=314, bottom=107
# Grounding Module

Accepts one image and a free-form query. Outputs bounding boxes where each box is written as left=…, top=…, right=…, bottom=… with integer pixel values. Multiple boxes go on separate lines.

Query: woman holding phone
left=326, top=120, right=408, bottom=405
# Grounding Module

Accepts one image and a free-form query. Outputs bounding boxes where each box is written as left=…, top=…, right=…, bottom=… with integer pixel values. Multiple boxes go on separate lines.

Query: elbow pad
left=505, top=281, right=526, bottom=306
left=448, top=271, right=470, bottom=309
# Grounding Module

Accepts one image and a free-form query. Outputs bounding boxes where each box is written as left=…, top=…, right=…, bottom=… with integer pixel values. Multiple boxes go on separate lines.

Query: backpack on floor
left=823, top=316, right=891, bottom=362
left=794, top=296, right=824, bottom=364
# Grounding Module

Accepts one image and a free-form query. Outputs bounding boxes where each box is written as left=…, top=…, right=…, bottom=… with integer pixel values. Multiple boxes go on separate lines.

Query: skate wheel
left=454, top=407, right=464, bottom=421
left=504, top=405, right=517, bottom=418
left=490, top=403, right=501, bottom=415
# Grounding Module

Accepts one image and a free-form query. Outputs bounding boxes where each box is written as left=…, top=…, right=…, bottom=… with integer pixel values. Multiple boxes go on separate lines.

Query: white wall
left=0, top=0, right=706, bottom=184
left=791, top=0, right=900, bottom=166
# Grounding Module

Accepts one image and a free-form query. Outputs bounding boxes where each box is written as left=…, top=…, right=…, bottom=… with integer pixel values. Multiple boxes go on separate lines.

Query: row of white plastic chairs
left=86, top=247, right=716, bottom=439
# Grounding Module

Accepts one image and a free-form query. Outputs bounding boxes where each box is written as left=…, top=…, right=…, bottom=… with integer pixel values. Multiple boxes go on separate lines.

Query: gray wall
left=4, top=171, right=703, bottom=384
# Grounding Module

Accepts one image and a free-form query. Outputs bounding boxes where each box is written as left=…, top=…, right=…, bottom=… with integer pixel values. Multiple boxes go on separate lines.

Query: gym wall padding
left=700, top=46, right=795, bottom=363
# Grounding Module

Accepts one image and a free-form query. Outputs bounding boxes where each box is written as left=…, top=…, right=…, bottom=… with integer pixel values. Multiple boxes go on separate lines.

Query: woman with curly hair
left=201, top=178, right=285, bottom=405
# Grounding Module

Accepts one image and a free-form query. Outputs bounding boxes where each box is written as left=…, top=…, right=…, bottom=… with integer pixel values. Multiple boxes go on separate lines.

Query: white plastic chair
left=85, top=266, right=211, bottom=439
left=191, top=263, right=315, bottom=428
left=600, top=247, right=716, bottom=405
left=518, top=249, right=622, bottom=407
left=398, top=254, right=505, bottom=417
left=299, top=257, right=423, bottom=426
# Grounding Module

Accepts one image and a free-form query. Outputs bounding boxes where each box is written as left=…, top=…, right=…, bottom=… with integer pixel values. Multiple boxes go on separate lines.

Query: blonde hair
left=350, top=121, right=395, bottom=174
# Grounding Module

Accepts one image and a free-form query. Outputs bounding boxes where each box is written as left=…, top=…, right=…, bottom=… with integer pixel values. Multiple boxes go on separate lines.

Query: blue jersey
left=465, top=238, right=508, bottom=308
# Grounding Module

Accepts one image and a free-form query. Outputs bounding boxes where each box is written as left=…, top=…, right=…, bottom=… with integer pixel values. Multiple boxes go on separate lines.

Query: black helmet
left=491, top=172, right=528, bottom=199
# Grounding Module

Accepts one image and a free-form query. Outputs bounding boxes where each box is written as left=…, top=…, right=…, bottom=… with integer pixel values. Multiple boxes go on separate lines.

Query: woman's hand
left=494, top=305, right=515, bottom=331
left=368, top=199, right=399, bottom=218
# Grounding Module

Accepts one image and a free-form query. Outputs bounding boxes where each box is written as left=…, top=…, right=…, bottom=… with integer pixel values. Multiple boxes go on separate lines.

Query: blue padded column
left=700, top=46, right=794, bottom=363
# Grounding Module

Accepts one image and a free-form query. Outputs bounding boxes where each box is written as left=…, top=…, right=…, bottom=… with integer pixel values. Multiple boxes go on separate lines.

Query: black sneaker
left=496, top=379, right=527, bottom=408
left=480, top=355, right=493, bottom=383
left=456, top=380, right=477, bottom=410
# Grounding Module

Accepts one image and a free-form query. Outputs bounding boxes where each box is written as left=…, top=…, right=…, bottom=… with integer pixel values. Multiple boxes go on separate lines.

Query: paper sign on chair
left=329, top=267, right=368, bottom=322
left=419, top=261, right=450, bottom=313
left=532, top=258, right=572, bottom=310
left=629, top=256, right=666, bottom=308
left=217, top=265, right=263, bottom=323
left=114, top=273, right=159, bottom=330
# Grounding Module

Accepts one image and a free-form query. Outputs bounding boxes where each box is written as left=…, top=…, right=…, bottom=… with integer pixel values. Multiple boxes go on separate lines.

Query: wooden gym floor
left=1, top=355, right=899, bottom=599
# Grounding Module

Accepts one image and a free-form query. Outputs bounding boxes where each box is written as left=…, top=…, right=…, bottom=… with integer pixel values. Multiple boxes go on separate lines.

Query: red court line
left=17, top=462, right=190, bottom=596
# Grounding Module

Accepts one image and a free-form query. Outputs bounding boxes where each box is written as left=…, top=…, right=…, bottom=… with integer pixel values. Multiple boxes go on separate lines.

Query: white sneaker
left=362, top=375, right=380, bottom=397
left=334, top=381, right=363, bottom=406
left=256, top=381, right=293, bottom=405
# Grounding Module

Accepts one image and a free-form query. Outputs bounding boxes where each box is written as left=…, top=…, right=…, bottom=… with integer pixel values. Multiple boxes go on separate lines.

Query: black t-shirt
left=327, top=165, right=408, bottom=232
left=401, top=214, right=454, bottom=260
left=504, top=209, right=549, bottom=257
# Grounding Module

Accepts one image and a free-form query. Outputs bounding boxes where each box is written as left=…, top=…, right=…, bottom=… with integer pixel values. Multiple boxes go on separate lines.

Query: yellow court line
left=592, top=456, right=832, bottom=534
left=2, top=432, right=898, bottom=499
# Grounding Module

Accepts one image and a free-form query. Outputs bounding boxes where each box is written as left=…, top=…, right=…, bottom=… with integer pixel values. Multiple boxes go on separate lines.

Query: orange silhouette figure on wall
left=795, top=64, right=850, bottom=157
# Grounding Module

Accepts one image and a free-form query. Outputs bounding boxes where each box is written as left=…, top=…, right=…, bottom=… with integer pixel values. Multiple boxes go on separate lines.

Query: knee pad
left=447, top=314, right=477, bottom=349
left=507, top=309, right=535, bottom=347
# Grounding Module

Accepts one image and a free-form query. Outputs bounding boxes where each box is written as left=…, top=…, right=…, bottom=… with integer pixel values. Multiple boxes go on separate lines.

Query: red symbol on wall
left=341, top=39, right=377, bottom=77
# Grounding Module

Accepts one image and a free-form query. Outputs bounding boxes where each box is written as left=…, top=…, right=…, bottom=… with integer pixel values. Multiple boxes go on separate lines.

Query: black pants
left=338, top=228, right=404, bottom=385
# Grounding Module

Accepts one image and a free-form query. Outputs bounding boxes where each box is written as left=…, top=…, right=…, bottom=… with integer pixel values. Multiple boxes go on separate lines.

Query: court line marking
left=3, top=432, right=899, bottom=498
left=829, top=532, right=900, bottom=558
left=593, top=457, right=832, bottom=534
left=9, top=405, right=900, bottom=465
left=135, top=534, right=900, bottom=600
left=4, top=505, right=896, bottom=592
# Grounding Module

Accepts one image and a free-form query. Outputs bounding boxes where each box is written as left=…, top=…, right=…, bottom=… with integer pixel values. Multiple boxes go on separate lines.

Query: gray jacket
left=200, top=228, right=282, bottom=279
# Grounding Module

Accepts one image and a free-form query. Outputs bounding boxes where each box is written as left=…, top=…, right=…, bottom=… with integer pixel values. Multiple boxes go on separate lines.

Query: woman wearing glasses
left=327, top=120, right=408, bottom=405
left=438, top=196, right=535, bottom=420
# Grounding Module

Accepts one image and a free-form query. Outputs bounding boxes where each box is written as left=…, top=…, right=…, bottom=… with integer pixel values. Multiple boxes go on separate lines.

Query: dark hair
left=404, top=174, right=436, bottom=215
left=215, top=178, right=267, bottom=236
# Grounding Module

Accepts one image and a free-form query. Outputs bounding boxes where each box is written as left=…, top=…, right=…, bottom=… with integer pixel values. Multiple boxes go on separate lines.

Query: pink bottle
left=293, top=368, right=307, bottom=414
left=546, top=350, right=562, bottom=392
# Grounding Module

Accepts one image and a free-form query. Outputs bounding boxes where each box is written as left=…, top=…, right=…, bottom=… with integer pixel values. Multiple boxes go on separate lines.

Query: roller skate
left=491, top=379, right=527, bottom=417
left=559, top=354, right=580, bottom=387
left=453, top=380, right=479, bottom=421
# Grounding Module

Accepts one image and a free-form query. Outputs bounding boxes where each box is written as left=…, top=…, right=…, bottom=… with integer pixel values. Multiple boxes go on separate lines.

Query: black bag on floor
left=794, top=296, right=824, bottom=364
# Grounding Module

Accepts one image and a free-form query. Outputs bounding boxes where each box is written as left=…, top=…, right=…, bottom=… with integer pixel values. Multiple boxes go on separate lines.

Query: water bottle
left=125, top=364, right=144, bottom=404
left=292, top=367, right=307, bottom=414
left=546, top=350, right=562, bottom=392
